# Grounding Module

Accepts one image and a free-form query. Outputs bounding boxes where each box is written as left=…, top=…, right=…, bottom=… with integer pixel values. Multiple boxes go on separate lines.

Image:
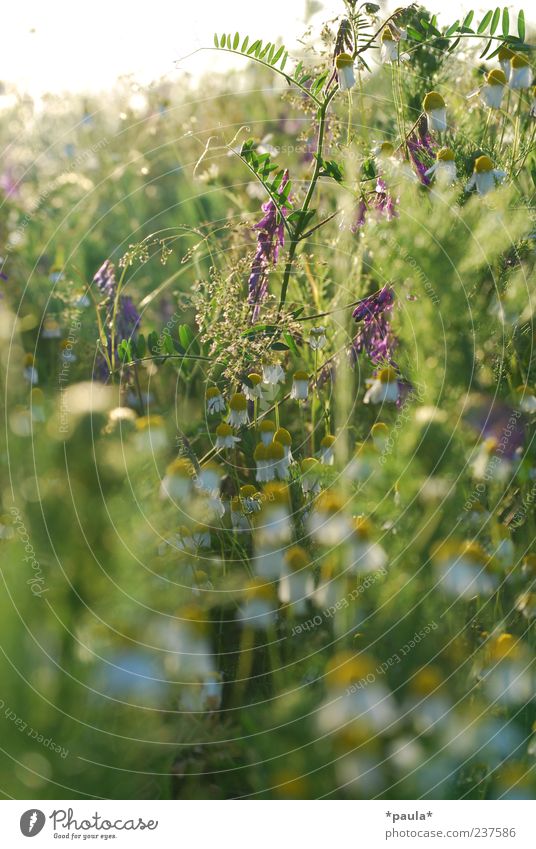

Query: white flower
left=479, top=69, right=507, bottom=109
left=380, top=27, right=399, bottom=64
left=258, top=419, right=276, bottom=446
left=215, top=422, right=240, bottom=450
left=498, top=46, right=513, bottom=81
left=227, top=392, right=249, bottom=428
left=41, top=317, right=61, bottom=338
left=300, top=458, right=322, bottom=495
left=425, top=147, right=457, bottom=186
left=290, top=370, right=309, bottom=401
left=348, top=517, right=388, bottom=574
left=195, top=462, right=222, bottom=496
left=363, top=367, right=399, bottom=405
left=308, top=326, right=327, bottom=350
left=319, top=434, right=336, bottom=465
left=206, top=387, right=225, bottom=415
left=238, top=580, right=278, bottom=631
left=336, top=53, right=356, bottom=91
left=510, top=54, right=532, bottom=90
left=159, top=458, right=194, bottom=501
left=432, top=541, right=497, bottom=599
left=262, top=363, right=285, bottom=385
left=242, top=372, right=263, bottom=401
left=466, top=155, right=506, bottom=195
left=423, top=91, right=447, bottom=133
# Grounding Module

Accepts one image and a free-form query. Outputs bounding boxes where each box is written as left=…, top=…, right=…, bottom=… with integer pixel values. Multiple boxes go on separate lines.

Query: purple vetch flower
left=93, top=260, right=140, bottom=380
left=352, top=179, right=398, bottom=231
left=351, top=286, right=397, bottom=366
left=407, top=133, right=436, bottom=186
left=248, top=170, right=289, bottom=318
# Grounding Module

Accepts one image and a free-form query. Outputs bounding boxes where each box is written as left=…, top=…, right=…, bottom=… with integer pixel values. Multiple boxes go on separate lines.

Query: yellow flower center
left=486, top=69, right=507, bottom=86
left=423, top=91, right=446, bottom=111
left=437, top=147, right=455, bottom=162
left=335, top=52, right=354, bottom=69
left=474, top=155, right=494, bottom=174
left=229, top=392, right=247, bottom=411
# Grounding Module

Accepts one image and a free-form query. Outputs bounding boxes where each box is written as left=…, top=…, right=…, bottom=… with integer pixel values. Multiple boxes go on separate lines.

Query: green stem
left=278, top=89, right=337, bottom=317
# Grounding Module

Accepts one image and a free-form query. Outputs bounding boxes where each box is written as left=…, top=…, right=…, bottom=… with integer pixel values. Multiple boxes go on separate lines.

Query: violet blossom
left=351, top=286, right=397, bottom=366
left=248, top=170, right=289, bottom=319
left=93, top=260, right=140, bottom=380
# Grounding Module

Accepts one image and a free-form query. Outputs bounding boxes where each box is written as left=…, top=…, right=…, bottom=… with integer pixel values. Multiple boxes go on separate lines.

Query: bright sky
left=0, top=1, right=526, bottom=96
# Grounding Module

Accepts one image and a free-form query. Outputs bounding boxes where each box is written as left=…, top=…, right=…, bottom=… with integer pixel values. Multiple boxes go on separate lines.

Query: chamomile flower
left=348, top=516, right=388, bottom=574
left=254, top=443, right=270, bottom=482
left=301, top=457, right=322, bottom=495
left=424, top=147, right=457, bottom=185
left=432, top=540, right=498, bottom=599
left=239, top=484, right=262, bottom=514
left=404, top=666, right=451, bottom=735
left=238, top=579, right=278, bottom=630
left=345, top=441, right=378, bottom=482
left=215, top=422, right=240, bottom=450
left=274, top=427, right=293, bottom=466
left=370, top=422, right=389, bottom=450
left=23, top=353, right=38, bottom=385
left=514, top=385, right=536, bottom=413
left=380, top=27, right=399, bottom=64
left=336, top=52, right=356, bottom=91
left=319, top=434, right=336, bottom=465
left=510, top=53, right=532, bottom=90
left=373, top=140, right=396, bottom=160
left=318, top=652, right=399, bottom=735
left=41, top=316, right=61, bottom=339
left=423, top=91, right=447, bottom=133
left=309, top=491, right=352, bottom=545
left=60, top=339, right=77, bottom=363
left=255, top=483, right=292, bottom=543
left=206, top=386, right=225, bottom=415
left=480, top=69, right=507, bottom=109
left=481, top=633, right=534, bottom=706
left=466, top=155, right=506, bottom=195
left=135, top=415, right=167, bottom=451
left=472, top=436, right=516, bottom=481
left=227, top=392, right=249, bottom=428
left=195, top=461, right=222, bottom=496
left=498, top=45, right=514, bottom=81
left=242, top=372, right=263, bottom=401
left=262, top=363, right=285, bottom=386
left=266, top=440, right=289, bottom=480
left=309, top=326, right=327, bottom=350
left=363, top=366, right=400, bottom=404
left=279, top=545, right=311, bottom=614
left=160, top=458, right=194, bottom=500
left=290, top=370, right=309, bottom=401
left=258, top=419, right=276, bottom=446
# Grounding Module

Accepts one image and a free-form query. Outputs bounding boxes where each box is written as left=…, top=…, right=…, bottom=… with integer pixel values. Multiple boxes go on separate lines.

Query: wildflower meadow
left=1, top=1, right=536, bottom=808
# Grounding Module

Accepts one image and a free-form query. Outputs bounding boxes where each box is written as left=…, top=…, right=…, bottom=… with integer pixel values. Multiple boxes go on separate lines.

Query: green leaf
left=502, top=7, right=509, bottom=37
left=271, top=342, right=290, bottom=351
left=462, top=10, right=475, bottom=29
left=233, top=32, right=239, bottom=50
left=179, top=324, right=195, bottom=349
left=248, top=39, right=261, bottom=55
left=445, top=20, right=460, bottom=36
left=241, top=35, right=249, bottom=52
left=490, top=7, right=501, bottom=34
left=448, top=36, right=461, bottom=53
left=406, top=26, right=424, bottom=42
left=479, top=37, right=492, bottom=58
left=163, top=334, right=175, bottom=356
left=280, top=51, right=288, bottom=70
left=213, top=33, right=219, bottom=48
left=477, top=10, right=493, bottom=33
left=518, top=9, right=525, bottom=41
left=283, top=332, right=299, bottom=357
left=271, top=44, right=285, bottom=65
left=136, top=333, right=146, bottom=358
left=147, top=331, right=159, bottom=354
left=220, top=33, right=226, bottom=48
left=118, top=339, right=131, bottom=362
